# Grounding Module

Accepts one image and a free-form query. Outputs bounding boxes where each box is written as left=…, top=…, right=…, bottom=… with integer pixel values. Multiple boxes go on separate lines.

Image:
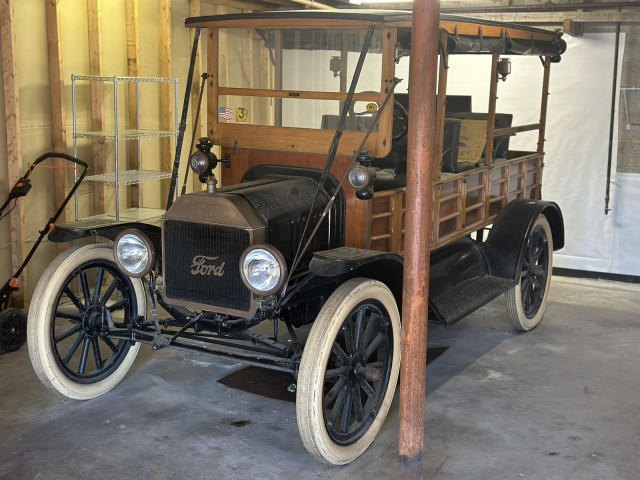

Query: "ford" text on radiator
left=190, top=255, right=226, bottom=277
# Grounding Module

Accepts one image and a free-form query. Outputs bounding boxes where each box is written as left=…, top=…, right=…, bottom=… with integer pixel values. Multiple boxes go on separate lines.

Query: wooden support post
left=537, top=55, right=551, bottom=200
left=241, top=17, right=254, bottom=124
left=159, top=0, right=173, bottom=202
left=0, top=0, right=25, bottom=307
left=207, top=19, right=219, bottom=143
left=433, top=30, right=448, bottom=184
left=398, top=0, right=440, bottom=477
left=45, top=0, right=68, bottom=225
left=190, top=0, right=204, bottom=192
left=537, top=56, right=551, bottom=156
left=258, top=26, right=273, bottom=126
left=273, top=30, right=282, bottom=127
left=485, top=53, right=499, bottom=166
left=210, top=4, right=227, bottom=185
left=125, top=0, right=140, bottom=206
left=87, top=0, right=105, bottom=213
left=217, top=3, right=228, bottom=103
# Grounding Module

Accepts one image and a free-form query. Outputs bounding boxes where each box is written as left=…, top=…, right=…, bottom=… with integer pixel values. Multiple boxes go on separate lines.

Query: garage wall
left=0, top=0, right=216, bottom=303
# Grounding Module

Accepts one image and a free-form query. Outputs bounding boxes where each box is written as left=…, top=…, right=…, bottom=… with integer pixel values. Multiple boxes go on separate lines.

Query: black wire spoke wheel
left=28, top=244, right=143, bottom=400
left=520, top=225, right=550, bottom=317
left=506, top=215, right=554, bottom=331
left=52, top=260, right=136, bottom=383
left=0, top=308, right=27, bottom=354
left=297, top=278, right=401, bottom=465
left=323, top=301, right=393, bottom=445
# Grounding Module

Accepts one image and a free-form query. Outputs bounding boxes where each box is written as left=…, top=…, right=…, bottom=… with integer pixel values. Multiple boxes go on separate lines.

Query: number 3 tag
left=236, top=107, right=249, bottom=123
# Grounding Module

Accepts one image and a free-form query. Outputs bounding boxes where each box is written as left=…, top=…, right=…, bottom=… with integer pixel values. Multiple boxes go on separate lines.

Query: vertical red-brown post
left=398, top=0, right=440, bottom=478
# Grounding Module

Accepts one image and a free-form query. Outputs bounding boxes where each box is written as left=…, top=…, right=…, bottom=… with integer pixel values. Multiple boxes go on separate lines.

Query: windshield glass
left=217, top=28, right=385, bottom=132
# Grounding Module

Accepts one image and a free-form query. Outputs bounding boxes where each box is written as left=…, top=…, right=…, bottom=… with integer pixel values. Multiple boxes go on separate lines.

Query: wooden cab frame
left=185, top=10, right=565, bottom=254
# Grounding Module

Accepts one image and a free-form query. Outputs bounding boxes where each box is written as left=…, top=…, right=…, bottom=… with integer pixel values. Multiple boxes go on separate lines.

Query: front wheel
left=505, top=215, right=553, bottom=331
left=28, top=243, right=144, bottom=400
left=296, top=278, right=401, bottom=465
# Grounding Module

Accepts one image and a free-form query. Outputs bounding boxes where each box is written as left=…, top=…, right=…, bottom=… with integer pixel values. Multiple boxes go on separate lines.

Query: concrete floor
left=1, top=276, right=639, bottom=480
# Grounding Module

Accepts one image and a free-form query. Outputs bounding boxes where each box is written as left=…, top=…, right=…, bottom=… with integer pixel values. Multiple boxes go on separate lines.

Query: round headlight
left=348, top=164, right=375, bottom=189
left=240, top=244, right=287, bottom=296
left=114, top=230, right=155, bottom=277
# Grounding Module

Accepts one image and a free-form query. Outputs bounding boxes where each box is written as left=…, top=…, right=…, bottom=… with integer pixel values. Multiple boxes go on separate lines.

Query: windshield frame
left=206, top=25, right=396, bottom=158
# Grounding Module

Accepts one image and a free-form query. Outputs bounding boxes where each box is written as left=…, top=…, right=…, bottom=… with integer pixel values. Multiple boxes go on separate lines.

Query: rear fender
left=483, top=199, right=564, bottom=281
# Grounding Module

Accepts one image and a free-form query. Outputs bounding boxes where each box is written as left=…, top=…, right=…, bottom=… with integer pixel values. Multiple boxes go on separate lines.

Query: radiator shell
left=162, top=192, right=265, bottom=316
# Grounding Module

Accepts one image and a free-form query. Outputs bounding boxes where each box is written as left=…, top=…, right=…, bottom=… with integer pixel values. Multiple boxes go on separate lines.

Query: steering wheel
left=351, top=94, right=409, bottom=142
left=391, top=100, right=409, bottom=141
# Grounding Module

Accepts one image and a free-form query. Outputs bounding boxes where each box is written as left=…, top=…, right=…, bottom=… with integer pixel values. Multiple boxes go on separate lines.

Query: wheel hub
left=347, top=353, right=366, bottom=388
left=83, top=305, right=106, bottom=338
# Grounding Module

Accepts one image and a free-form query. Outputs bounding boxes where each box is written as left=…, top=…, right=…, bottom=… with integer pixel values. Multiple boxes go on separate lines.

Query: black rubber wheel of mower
left=0, top=308, right=27, bottom=354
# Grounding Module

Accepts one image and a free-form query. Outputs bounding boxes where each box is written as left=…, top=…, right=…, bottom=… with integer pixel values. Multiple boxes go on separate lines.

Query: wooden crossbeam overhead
left=45, top=0, right=68, bottom=225
left=563, top=18, right=584, bottom=37
left=88, top=0, right=106, bottom=213
left=0, top=0, right=25, bottom=307
left=200, top=0, right=335, bottom=10
left=464, top=11, right=640, bottom=24
left=200, top=0, right=279, bottom=11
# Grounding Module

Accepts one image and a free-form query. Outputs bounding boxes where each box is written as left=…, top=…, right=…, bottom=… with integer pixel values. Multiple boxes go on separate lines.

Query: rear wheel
left=28, top=243, right=144, bottom=399
left=505, top=215, right=553, bottom=331
left=296, top=278, right=401, bottom=465
left=0, top=308, right=27, bottom=354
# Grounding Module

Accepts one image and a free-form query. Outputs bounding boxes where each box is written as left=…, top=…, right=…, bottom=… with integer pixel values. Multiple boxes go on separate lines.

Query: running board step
left=431, top=275, right=516, bottom=325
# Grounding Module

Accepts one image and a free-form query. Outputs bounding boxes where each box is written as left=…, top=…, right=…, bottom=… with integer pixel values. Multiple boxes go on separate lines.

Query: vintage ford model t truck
left=27, top=10, right=566, bottom=465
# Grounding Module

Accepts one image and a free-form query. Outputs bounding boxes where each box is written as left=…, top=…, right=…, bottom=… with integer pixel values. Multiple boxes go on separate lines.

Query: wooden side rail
left=365, top=152, right=543, bottom=254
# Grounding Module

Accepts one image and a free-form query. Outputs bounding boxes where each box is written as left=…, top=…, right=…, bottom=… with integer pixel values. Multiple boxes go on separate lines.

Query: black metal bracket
left=167, top=26, right=201, bottom=210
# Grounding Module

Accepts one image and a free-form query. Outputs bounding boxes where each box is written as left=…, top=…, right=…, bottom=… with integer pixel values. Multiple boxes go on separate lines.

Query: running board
left=431, top=275, right=516, bottom=325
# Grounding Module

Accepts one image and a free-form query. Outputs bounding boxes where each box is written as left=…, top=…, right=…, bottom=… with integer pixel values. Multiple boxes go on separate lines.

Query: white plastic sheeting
left=541, top=33, right=632, bottom=275
left=398, top=33, right=637, bottom=275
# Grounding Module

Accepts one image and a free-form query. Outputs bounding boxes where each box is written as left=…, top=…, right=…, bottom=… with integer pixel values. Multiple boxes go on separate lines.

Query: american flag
left=218, top=107, right=233, bottom=120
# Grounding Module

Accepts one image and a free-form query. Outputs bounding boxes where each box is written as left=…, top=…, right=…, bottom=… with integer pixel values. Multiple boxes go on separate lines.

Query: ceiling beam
left=467, top=11, right=640, bottom=24
left=563, top=18, right=584, bottom=36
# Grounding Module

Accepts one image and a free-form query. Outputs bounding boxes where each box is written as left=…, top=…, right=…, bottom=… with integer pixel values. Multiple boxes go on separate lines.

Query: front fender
left=310, top=247, right=404, bottom=310
left=49, top=220, right=162, bottom=254
left=483, top=199, right=564, bottom=280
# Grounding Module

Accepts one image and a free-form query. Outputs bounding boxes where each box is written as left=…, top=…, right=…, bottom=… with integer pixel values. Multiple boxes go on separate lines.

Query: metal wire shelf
left=84, top=169, right=172, bottom=185
left=75, top=129, right=176, bottom=140
left=72, top=74, right=179, bottom=221
left=78, top=207, right=165, bottom=223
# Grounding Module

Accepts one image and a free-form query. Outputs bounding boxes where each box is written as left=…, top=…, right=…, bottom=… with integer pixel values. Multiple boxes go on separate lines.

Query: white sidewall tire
left=505, top=215, right=553, bottom=331
left=296, top=278, right=401, bottom=465
left=28, top=243, right=144, bottom=400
